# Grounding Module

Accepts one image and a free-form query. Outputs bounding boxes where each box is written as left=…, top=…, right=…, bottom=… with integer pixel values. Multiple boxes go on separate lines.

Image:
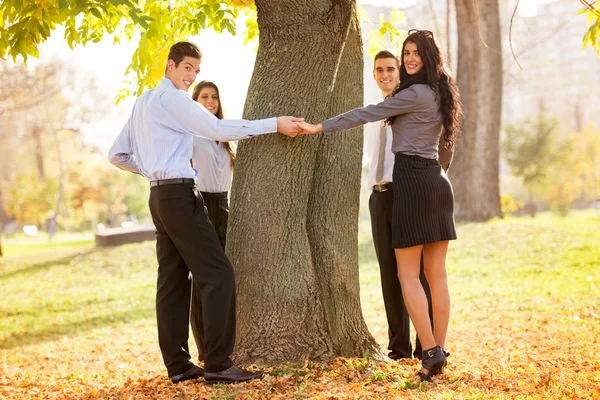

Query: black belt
left=150, top=178, right=195, bottom=188
left=372, top=182, right=393, bottom=193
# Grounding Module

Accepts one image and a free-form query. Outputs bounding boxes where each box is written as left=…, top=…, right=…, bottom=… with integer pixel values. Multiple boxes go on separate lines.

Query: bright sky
left=34, top=0, right=555, bottom=151
left=35, top=1, right=420, bottom=151
left=357, top=0, right=415, bottom=6
left=38, top=27, right=258, bottom=151
left=518, top=0, right=559, bottom=16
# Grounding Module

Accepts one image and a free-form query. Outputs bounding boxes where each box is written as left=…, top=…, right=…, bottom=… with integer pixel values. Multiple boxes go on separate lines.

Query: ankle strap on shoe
left=425, top=345, right=441, bottom=358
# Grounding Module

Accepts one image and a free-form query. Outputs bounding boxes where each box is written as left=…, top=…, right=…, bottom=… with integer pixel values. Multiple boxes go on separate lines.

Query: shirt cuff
left=322, top=119, right=335, bottom=135
left=262, top=117, right=278, bottom=133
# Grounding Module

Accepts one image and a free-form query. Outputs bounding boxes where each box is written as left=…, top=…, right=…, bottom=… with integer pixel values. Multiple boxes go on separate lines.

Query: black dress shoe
left=204, top=364, right=263, bottom=385
left=389, top=352, right=412, bottom=361
left=170, top=365, right=205, bottom=384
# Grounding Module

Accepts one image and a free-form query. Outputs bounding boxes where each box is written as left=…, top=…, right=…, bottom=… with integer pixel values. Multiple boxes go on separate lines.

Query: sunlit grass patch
left=1, top=210, right=599, bottom=399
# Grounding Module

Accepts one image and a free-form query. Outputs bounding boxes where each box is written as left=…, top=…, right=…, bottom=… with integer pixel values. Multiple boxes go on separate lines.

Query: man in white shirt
left=109, top=41, right=302, bottom=384
left=365, top=50, right=434, bottom=360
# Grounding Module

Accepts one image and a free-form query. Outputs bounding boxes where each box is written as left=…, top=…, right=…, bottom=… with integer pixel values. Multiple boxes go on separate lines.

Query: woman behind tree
left=298, top=30, right=462, bottom=381
left=189, top=80, right=236, bottom=363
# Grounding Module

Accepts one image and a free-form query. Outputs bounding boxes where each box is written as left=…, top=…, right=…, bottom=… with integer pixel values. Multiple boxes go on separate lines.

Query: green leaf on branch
left=59, top=0, right=70, bottom=12
left=368, top=9, right=406, bottom=56
left=138, top=15, right=153, bottom=30
left=580, top=7, right=600, bottom=57
left=90, top=7, right=101, bottom=19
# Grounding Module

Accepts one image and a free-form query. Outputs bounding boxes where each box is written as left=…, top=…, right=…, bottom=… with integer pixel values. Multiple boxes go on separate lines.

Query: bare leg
left=395, top=245, right=436, bottom=351
left=422, top=240, right=450, bottom=349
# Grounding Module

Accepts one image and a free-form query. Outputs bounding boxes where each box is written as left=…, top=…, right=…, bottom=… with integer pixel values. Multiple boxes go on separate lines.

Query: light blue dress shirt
left=108, top=78, right=277, bottom=181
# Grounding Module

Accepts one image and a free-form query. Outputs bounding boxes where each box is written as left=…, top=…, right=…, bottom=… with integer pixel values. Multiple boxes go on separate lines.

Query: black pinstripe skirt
left=391, top=153, right=457, bottom=248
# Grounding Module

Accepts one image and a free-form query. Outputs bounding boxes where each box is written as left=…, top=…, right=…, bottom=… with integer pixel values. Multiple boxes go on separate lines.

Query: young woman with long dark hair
left=298, top=29, right=462, bottom=381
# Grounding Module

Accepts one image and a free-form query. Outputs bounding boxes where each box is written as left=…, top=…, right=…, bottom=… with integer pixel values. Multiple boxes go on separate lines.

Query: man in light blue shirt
left=108, top=41, right=302, bottom=385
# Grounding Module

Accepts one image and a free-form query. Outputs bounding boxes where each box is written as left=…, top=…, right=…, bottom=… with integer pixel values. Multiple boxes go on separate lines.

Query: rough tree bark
left=449, top=0, right=503, bottom=221
left=227, top=0, right=381, bottom=364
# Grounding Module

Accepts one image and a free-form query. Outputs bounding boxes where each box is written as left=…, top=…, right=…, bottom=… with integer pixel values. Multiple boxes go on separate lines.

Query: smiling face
left=373, top=56, right=400, bottom=97
left=195, top=87, right=220, bottom=116
left=403, top=41, right=424, bottom=75
left=166, top=56, right=200, bottom=92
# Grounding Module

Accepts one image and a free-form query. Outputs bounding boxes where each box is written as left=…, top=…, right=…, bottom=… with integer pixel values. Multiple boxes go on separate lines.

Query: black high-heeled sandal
left=443, top=350, right=450, bottom=366
left=418, top=345, right=446, bottom=382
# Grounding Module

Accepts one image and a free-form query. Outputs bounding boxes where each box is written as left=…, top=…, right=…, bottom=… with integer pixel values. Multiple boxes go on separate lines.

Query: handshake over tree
left=276, top=116, right=322, bottom=137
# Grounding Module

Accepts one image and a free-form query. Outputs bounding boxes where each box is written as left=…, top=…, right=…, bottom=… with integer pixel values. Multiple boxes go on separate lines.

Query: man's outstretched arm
left=163, top=89, right=304, bottom=141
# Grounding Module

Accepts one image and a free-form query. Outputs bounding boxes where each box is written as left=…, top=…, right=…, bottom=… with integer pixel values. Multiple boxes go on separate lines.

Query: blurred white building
left=502, top=0, right=600, bottom=132
left=360, top=0, right=600, bottom=133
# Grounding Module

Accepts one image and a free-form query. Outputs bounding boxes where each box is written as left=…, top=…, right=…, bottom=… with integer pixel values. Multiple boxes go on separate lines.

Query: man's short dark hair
left=167, top=41, right=202, bottom=68
left=374, top=49, right=399, bottom=67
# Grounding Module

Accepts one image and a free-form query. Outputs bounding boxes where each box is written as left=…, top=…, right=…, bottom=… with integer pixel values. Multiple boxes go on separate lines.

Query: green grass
left=1, top=210, right=599, bottom=399
left=1, top=231, right=94, bottom=257
left=447, top=211, right=599, bottom=317
left=0, top=241, right=155, bottom=350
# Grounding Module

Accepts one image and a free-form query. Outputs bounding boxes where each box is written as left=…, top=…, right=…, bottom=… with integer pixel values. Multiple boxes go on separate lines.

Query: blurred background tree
left=503, top=105, right=600, bottom=217
left=0, top=59, right=150, bottom=239
left=541, top=123, right=600, bottom=216
left=502, top=105, right=557, bottom=217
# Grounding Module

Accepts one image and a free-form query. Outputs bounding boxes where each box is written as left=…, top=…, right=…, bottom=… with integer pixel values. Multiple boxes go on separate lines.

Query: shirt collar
left=159, top=77, right=192, bottom=97
left=159, top=77, right=176, bottom=90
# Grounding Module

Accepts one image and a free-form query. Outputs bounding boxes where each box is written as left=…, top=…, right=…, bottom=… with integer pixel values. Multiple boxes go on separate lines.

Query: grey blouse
left=322, top=84, right=445, bottom=161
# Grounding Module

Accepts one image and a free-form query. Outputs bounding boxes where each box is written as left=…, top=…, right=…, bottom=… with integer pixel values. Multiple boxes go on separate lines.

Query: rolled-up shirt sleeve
left=108, top=117, right=142, bottom=175
left=322, top=86, right=419, bottom=135
left=161, top=89, right=278, bottom=141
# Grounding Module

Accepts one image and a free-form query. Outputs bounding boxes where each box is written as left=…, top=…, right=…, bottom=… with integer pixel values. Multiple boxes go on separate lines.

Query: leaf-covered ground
left=1, top=211, right=599, bottom=399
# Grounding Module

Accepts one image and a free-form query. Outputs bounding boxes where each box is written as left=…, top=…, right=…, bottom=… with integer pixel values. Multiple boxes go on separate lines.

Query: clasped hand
left=276, top=116, right=322, bottom=138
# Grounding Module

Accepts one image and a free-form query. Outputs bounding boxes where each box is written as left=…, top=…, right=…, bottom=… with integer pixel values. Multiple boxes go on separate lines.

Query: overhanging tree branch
left=509, top=0, right=523, bottom=70
left=580, top=0, right=599, bottom=16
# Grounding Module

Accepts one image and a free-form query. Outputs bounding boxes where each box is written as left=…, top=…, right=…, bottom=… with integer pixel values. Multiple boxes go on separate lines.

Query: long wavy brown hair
left=386, top=31, right=463, bottom=149
left=192, top=80, right=236, bottom=168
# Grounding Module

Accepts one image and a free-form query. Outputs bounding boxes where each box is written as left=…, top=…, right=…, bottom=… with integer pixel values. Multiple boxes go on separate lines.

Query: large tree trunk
left=228, top=0, right=380, bottom=364
left=449, top=0, right=503, bottom=221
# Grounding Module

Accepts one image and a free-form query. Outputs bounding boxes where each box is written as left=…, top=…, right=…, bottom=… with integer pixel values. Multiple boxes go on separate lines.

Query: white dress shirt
left=364, top=121, right=394, bottom=189
left=192, top=138, right=235, bottom=193
left=108, top=77, right=277, bottom=181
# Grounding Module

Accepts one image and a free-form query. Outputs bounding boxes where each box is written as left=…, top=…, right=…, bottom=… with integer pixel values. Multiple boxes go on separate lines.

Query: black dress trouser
left=190, top=191, right=229, bottom=361
left=149, top=183, right=234, bottom=375
left=369, top=188, right=434, bottom=359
